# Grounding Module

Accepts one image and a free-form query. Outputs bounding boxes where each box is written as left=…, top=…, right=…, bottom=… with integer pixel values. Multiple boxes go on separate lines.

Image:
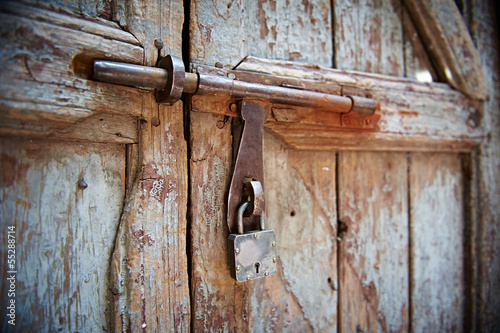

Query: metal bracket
left=226, top=100, right=269, bottom=233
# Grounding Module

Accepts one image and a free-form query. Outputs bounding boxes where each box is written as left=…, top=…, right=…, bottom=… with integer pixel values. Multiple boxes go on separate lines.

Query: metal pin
left=235, top=248, right=240, bottom=254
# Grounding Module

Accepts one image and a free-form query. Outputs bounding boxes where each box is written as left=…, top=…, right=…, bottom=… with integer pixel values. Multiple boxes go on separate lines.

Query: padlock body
left=228, top=230, right=277, bottom=282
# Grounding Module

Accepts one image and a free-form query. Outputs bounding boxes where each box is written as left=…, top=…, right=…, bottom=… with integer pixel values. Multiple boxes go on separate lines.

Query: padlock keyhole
left=254, top=262, right=260, bottom=274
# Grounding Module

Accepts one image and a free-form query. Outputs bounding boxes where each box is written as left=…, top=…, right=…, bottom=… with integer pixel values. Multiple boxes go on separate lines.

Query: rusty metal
left=93, top=59, right=198, bottom=94
left=243, top=180, right=265, bottom=217
left=347, top=95, right=377, bottom=116
left=93, top=55, right=376, bottom=116
left=156, top=55, right=185, bottom=104
left=227, top=100, right=268, bottom=234
left=93, top=61, right=168, bottom=89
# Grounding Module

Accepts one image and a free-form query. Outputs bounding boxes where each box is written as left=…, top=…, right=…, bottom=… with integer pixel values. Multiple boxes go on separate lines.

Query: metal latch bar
left=93, top=55, right=376, bottom=115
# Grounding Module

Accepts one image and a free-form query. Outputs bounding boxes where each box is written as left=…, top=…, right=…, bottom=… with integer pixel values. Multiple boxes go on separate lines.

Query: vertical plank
left=110, top=98, right=190, bottom=332
left=0, top=140, right=125, bottom=331
left=410, top=153, right=464, bottom=332
left=338, top=151, right=409, bottom=332
left=190, top=0, right=332, bottom=67
left=189, top=112, right=251, bottom=332
left=113, top=0, right=184, bottom=65
left=250, top=132, right=338, bottom=332
left=471, top=1, right=500, bottom=330
left=333, top=0, right=405, bottom=76
left=245, top=0, right=333, bottom=67
left=108, top=1, right=190, bottom=331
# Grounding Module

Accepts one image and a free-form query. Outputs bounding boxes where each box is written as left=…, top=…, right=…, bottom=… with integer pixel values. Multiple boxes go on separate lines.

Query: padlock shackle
left=237, top=201, right=266, bottom=234
left=237, top=201, right=250, bottom=234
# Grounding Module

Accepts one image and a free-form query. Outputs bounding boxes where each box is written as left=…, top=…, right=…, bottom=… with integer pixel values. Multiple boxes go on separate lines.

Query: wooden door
left=0, top=1, right=189, bottom=331
left=1, top=0, right=499, bottom=332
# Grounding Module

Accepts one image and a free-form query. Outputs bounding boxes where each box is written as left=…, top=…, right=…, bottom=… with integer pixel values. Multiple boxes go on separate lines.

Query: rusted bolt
left=215, top=62, right=223, bottom=68
left=154, top=39, right=164, bottom=49
left=365, top=118, right=371, bottom=125
left=229, top=103, right=238, bottom=113
left=151, top=117, right=160, bottom=126
left=78, top=179, right=88, bottom=189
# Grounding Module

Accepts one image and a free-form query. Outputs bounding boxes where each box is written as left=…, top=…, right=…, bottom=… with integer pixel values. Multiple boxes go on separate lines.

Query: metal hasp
left=93, top=56, right=376, bottom=115
left=227, top=100, right=269, bottom=234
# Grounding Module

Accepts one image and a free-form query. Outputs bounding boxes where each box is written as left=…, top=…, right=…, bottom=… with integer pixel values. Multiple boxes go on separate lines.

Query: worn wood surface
left=0, top=139, right=125, bottom=332
left=112, top=0, right=183, bottom=65
left=471, top=1, right=500, bottom=330
left=402, top=7, right=438, bottom=82
left=0, top=2, right=144, bottom=140
left=338, top=152, right=409, bottom=332
left=110, top=97, right=190, bottom=332
left=19, top=0, right=112, bottom=19
left=403, top=0, right=486, bottom=100
left=190, top=0, right=332, bottom=68
left=333, top=0, right=404, bottom=76
left=189, top=112, right=251, bottom=332
left=250, top=132, right=338, bottom=332
left=234, top=57, right=483, bottom=152
left=409, top=153, right=465, bottom=331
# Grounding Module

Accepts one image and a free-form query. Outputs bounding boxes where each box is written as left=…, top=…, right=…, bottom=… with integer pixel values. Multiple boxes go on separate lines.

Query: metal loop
left=237, top=201, right=250, bottom=234
left=259, top=211, right=266, bottom=230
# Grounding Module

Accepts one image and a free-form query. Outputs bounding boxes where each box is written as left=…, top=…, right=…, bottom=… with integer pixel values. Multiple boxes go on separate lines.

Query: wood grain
left=403, top=0, right=486, bottom=100
left=236, top=57, right=483, bottom=152
left=0, top=139, right=125, bottom=331
left=113, top=0, right=184, bottom=65
left=19, top=0, right=112, bottom=19
left=470, top=1, right=500, bottom=330
left=333, top=0, right=405, bottom=76
left=190, top=0, right=333, bottom=67
left=0, top=2, right=145, bottom=139
left=250, top=131, right=338, bottom=332
left=110, top=97, right=190, bottom=332
left=189, top=112, right=251, bottom=332
left=338, top=151, right=409, bottom=333
left=409, top=153, right=465, bottom=332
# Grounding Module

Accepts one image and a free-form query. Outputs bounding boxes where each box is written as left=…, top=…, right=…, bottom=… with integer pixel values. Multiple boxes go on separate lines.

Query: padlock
left=228, top=201, right=278, bottom=282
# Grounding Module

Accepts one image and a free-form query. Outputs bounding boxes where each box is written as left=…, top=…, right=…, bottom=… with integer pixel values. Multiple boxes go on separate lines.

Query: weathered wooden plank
left=189, top=112, right=251, bottom=332
left=470, top=1, right=500, bottom=330
left=2, top=1, right=139, bottom=45
left=110, top=97, right=190, bottom=332
left=0, top=139, right=125, bottom=331
left=402, top=7, right=438, bottom=82
left=409, top=153, right=464, bottom=331
left=236, top=57, right=483, bottom=151
left=403, top=0, right=486, bottom=100
left=190, top=0, right=332, bottom=67
left=250, top=132, right=338, bottom=331
left=19, top=0, right=112, bottom=19
left=52, top=113, right=138, bottom=143
left=0, top=4, right=146, bottom=139
left=113, top=0, right=184, bottom=65
left=333, top=0, right=405, bottom=76
left=338, top=151, right=409, bottom=332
